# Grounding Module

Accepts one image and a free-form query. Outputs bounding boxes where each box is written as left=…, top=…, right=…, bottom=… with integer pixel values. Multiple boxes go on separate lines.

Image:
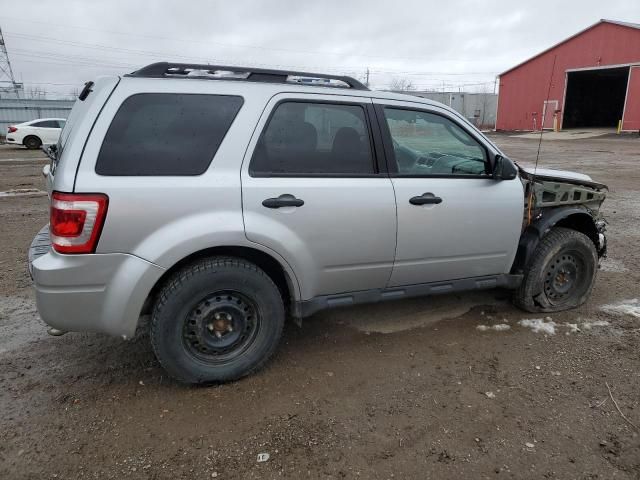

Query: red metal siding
left=622, top=66, right=640, bottom=131
left=497, top=22, right=640, bottom=130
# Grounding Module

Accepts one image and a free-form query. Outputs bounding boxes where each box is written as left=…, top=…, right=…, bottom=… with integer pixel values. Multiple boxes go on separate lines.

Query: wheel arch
left=511, top=206, right=602, bottom=274
left=141, top=245, right=301, bottom=319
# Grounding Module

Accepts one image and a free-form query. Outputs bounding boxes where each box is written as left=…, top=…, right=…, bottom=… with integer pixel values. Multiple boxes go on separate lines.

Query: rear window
left=96, top=93, right=243, bottom=176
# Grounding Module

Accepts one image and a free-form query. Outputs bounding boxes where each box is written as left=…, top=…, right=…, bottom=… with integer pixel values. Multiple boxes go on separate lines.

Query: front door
left=374, top=101, right=524, bottom=287
left=241, top=95, right=397, bottom=300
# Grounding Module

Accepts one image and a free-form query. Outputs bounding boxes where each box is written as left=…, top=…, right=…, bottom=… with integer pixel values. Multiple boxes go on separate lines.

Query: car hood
left=520, top=166, right=593, bottom=182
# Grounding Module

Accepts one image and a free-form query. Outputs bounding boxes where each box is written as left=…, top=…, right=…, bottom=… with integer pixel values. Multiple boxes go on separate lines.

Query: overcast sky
left=1, top=0, right=638, bottom=98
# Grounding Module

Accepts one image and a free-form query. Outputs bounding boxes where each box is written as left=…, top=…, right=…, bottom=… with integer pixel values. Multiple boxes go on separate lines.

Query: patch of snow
left=564, top=323, right=580, bottom=333
left=601, top=299, right=640, bottom=319
left=476, top=323, right=511, bottom=332
left=518, top=318, right=557, bottom=335
left=582, top=320, right=610, bottom=330
left=485, top=391, right=496, bottom=399
left=492, top=324, right=511, bottom=331
left=599, top=258, right=628, bottom=273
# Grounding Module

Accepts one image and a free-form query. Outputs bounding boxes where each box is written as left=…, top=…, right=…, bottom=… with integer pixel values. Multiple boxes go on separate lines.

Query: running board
left=293, top=274, right=522, bottom=319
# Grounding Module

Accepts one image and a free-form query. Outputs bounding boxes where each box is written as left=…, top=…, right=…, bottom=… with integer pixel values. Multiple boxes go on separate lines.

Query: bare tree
left=389, top=77, right=415, bottom=92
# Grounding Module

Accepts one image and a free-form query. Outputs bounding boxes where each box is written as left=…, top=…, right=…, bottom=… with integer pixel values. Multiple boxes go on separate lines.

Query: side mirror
left=492, top=154, right=518, bottom=180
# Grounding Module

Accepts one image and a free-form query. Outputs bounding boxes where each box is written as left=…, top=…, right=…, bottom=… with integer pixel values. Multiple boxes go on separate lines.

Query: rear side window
left=32, top=120, right=59, bottom=128
left=250, top=101, right=375, bottom=176
left=96, top=93, right=243, bottom=176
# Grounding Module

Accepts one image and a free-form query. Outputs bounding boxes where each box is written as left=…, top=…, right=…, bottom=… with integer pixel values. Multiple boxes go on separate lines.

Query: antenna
left=0, top=25, right=21, bottom=98
left=527, top=55, right=557, bottom=224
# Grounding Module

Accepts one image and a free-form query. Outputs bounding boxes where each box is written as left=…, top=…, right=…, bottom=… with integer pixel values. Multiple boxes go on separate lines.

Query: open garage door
left=562, top=67, right=629, bottom=129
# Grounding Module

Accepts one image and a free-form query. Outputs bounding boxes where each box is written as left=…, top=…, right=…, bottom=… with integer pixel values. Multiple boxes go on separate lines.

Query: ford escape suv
left=30, top=62, right=607, bottom=384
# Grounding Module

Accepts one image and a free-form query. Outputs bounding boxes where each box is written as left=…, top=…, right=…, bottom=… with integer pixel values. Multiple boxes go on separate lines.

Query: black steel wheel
left=515, top=227, right=598, bottom=313
left=182, top=291, right=261, bottom=364
left=23, top=136, right=42, bottom=150
left=151, top=257, right=285, bottom=384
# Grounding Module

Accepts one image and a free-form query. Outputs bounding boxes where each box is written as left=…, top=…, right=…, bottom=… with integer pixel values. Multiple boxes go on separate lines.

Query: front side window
left=250, top=101, right=374, bottom=176
left=96, top=93, right=243, bottom=176
left=384, top=108, right=488, bottom=176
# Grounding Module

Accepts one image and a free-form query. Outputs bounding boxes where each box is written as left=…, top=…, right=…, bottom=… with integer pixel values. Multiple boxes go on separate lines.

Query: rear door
left=374, top=100, right=524, bottom=287
left=241, top=94, right=397, bottom=300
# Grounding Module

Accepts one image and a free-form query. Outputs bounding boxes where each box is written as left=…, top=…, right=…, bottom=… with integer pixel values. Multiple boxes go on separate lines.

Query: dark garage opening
left=563, top=67, right=629, bottom=128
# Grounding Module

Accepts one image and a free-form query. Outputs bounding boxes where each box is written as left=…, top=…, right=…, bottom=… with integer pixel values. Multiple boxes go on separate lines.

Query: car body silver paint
left=50, top=76, right=120, bottom=193
left=32, top=74, right=589, bottom=337
left=240, top=93, right=397, bottom=300
left=32, top=250, right=164, bottom=338
left=372, top=99, right=524, bottom=286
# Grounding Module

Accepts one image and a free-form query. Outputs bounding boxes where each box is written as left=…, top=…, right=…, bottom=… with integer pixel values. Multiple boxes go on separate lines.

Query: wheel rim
left=182, top=291, right=260, bottom=364
left=543, top=250, right=586, bottom=305
left=26, top=138, right=38, bottom=148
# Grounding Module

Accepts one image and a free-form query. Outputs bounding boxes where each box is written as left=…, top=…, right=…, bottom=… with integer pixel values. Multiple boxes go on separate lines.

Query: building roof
left=499, top=19, right=640, bottom=76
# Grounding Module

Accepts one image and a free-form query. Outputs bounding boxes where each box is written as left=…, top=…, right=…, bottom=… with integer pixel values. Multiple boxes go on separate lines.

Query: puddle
left=327, top=292, right=504, bottom=334
left=0, top=296, right=47, bottom=355
left=0, top=188, right=47, bottom=198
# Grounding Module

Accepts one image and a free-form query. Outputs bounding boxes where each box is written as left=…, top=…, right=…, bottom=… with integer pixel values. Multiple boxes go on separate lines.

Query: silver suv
left=30, top=62, right=607, bottom=384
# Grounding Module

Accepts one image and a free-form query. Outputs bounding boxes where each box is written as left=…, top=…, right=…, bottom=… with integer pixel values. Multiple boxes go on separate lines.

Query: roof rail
left=126, top=62, right=369, bottom=91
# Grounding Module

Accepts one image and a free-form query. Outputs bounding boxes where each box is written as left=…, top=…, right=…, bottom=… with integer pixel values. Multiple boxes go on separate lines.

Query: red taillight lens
left=8, top=126, right=17, bottom=133
left=50, top=192, right=108, bottom=254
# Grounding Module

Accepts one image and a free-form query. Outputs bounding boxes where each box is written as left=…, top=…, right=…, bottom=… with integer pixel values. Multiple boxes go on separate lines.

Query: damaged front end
left=512, top=168, right=608, bottom=275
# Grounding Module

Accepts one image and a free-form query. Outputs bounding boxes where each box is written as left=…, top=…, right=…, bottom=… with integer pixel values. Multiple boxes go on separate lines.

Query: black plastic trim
left=127, top=62, right=369, bottom=91
left=293, top=274, right=523, bottom=318
left=510, top=205, right=600, bottom=274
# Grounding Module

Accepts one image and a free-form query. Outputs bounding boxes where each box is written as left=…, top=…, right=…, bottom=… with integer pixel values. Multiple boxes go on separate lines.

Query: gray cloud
left=2, top=0, right=638, bottom=98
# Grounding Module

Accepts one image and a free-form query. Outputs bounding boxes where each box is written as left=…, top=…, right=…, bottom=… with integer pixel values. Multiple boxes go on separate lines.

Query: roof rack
left=127, top=62, right=369, bottom=91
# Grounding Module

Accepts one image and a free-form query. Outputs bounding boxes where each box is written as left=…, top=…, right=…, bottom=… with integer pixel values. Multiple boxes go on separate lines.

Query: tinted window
left=96, top=93, right=243, bottom=176
left=250, top=102, right=374, bottom=176
left=57, top=120, right=66, bottom=128
left=384, top=108, right=488, bottom=176
left=32, top=120, right=59, bottom=128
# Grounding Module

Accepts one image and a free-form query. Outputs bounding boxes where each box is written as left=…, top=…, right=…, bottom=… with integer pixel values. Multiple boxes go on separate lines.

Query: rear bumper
left=31, top=248, right=165, bottom=338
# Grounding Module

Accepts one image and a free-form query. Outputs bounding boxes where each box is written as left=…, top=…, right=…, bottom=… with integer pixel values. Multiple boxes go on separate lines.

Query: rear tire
left=514, top=227, right=598, bottom=313
left=23, top=136, right=42, bottom=150
left=150, top=257, right=285, bottom=384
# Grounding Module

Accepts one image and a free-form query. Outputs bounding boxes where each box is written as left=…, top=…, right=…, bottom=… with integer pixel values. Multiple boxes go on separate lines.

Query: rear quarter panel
left=73, top=79, right=301, bottom=298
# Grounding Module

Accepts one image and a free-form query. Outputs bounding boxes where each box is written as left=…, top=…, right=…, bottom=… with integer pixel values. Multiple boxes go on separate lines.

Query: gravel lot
left=1, top=133, right=639, bottom=479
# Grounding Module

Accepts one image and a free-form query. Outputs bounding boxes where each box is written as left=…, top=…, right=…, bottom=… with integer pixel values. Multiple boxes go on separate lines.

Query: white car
left=6, top=118, right=66, bottom=149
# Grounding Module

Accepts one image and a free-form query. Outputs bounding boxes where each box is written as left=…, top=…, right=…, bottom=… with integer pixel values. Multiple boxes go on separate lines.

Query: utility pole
left=0, top=25, right=21, bottom=98
left=365, top=68, right=370, bottom=88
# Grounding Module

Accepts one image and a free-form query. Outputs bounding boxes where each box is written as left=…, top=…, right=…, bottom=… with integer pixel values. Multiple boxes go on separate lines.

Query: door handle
left=409, top=193, right=443, bottom=205
left=262, top=195, right=304, bottom=208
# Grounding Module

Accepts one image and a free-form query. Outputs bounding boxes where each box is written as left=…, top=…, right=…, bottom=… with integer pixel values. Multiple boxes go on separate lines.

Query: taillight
left=50, top=192, right=108, bottom=254
left=8, top=126, right=17, bottom=133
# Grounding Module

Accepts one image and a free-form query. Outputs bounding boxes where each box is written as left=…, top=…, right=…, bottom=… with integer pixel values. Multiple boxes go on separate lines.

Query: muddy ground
left=1, top=133, right=639, bottom=479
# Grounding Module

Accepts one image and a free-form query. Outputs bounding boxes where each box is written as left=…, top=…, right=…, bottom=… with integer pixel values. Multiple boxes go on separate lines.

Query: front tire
left=23, top=136, right=42, bottom=150
left=151, top=257, right=285, bottom=384
left=514, top=227, right=598, bottom=313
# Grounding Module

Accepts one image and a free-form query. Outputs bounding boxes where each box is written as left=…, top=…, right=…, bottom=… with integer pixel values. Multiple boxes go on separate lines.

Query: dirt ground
left=1, top=133, right=639, bottom=479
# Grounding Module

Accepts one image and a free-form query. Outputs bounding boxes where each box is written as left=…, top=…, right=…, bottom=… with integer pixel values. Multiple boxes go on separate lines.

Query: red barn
left=496, top=19, right=640, bottom=132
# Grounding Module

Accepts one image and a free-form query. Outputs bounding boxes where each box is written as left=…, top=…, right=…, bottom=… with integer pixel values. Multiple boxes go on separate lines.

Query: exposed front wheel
left=514, top=227, right=598, bottom=313
left=23, top=136, right=42, bottom=150
left=151, top=257, right=285, bottom=384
